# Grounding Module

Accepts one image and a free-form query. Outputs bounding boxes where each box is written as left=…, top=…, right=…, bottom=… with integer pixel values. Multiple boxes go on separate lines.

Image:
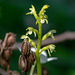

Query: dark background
left=0, top=0, right=75, bottom=75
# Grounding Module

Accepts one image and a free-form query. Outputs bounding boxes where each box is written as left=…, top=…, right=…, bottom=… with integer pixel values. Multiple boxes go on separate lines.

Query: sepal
left=42, top=30, right=56, bottom=41
left=26, top=27, right=38, bottom=37
left=39, top=5, right=49, bottom=16
left=40, top=44, right=56, bottom=56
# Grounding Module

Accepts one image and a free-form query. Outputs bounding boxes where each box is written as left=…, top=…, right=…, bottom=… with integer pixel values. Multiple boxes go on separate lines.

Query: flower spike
left=39, top=5, right=49, bottom=16
left=39, top=5, right=49, bottom=24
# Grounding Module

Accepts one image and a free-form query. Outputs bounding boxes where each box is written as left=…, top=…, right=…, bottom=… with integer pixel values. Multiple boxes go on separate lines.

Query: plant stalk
left=36, top=22, right=42, bottom=75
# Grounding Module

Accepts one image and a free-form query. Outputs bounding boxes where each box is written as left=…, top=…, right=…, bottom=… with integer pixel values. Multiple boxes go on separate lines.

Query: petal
left=47, top=57, right=58, bottom=62
left=47, top=49, right=51, bottom=56
left=34, top=32, right=36, bottom=37
left=26, top=12, right=31, bottom=15
left=40, top=19, right=45, bottom=24
left=28, top=31, right=32, bottom=35
left=45, top=19, right=48, bottom=24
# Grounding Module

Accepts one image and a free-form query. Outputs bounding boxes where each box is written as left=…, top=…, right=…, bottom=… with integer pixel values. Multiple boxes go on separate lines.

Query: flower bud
left=3, top=48, right=12, bottom=60
left=18, top=55, right=27, bottom=73
left=12, top=71, right=20, bottom=75
left=8, top=70, right=20, bottom=75
left=8, top=70, right=12, bottom=75
left=0, top=57, right=8, bottom=68
left=26, top=59, right=32, bottom=72
left=42, top=67, right=49, bottom=75
left=28, top=52, right=36, bottom=65
left=6, top=33, right=16, bottom=47
left=32, top=52, right=36, bottom=62
left=21, top=40, right=31, bottom=56
left=28, top=54, right=33, bottom=64
left=26, top=52, right=36, bottom=71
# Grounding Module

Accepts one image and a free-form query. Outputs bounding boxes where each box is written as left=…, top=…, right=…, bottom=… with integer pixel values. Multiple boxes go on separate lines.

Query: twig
left=1, top=33, right=12, bottom=55
left=11, top=31, right=75, bottom=50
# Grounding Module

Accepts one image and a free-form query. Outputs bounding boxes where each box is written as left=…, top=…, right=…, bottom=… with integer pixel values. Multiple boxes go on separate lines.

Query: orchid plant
left=21, top=5, right=56, bottom=75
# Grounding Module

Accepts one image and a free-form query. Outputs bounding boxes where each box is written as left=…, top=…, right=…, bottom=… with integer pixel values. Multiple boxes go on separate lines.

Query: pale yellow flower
left=26, top=5, right=36, bottom=15
left=49, top=45, right=55, bottom=53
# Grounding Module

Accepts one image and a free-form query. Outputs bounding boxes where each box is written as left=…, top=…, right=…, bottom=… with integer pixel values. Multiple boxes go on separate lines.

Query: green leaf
left=42, top=30, right=56, bottom=41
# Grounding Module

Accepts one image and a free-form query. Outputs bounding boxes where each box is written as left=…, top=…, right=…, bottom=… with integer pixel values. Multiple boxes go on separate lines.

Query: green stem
left=36, top=22, right=42, bottom=75
left=30, top=61, right=36, bottom=75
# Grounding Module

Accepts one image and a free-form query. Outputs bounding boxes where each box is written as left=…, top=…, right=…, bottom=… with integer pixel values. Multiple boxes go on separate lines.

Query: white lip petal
left=31, top=47, right=47, bottom=56
left=40, top=54, right=47, bottom=64
left=28, top=31, right=32, bottom=35
left=31, top=47, right=36, bottom=53
left=47, top=57, right=58, bottom=62
left=32, top=9, right=34, bottom=13
left=40, top=19, right=45, bottom=24
left=41, top=50, right=47, bottom=56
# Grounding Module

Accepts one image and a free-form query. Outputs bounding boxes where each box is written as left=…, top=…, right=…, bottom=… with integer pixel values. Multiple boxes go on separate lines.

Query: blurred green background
left=0, top=0, right=75, bottom=75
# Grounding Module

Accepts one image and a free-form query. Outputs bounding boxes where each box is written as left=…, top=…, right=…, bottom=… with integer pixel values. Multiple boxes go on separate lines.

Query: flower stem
left=36, top=22, right=42, bottom=75
left=30, top=61, right=36, bottom=75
